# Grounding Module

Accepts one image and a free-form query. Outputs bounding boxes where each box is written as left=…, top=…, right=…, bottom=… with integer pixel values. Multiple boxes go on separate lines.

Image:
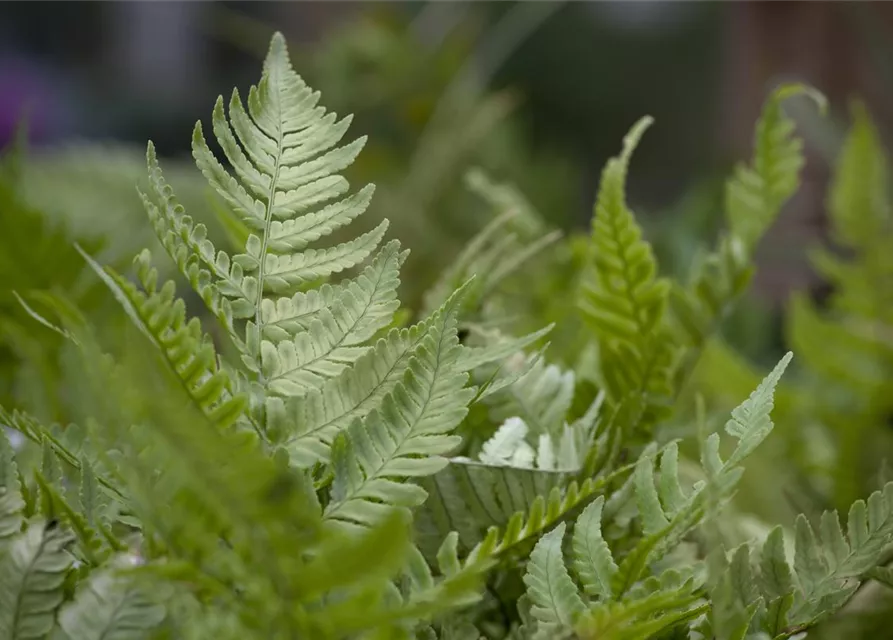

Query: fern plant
left=3, top=30, right=893, bottom=640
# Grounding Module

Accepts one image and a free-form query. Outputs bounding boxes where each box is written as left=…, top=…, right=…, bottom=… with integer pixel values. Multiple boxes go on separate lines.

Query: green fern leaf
left=725, top=84, right=826, bottom=251
left=269, top=297, right=458, bottom=465
left=56, top=569, right=166, bottom=640
left=0, top=427, right=24, bottom=542
left=613, top=353, right=791, bottom=595
left=578, top=117, right=675, bottom=426
left=191, top=32, right=385, bottom=324
left=523, top=522, right=586, bottom=636
left=325, top=288, right=473, bottom=530
left=670, top=84, right=823, bottom=392
left=77, top=247, right=248, bottom=432
left=580, top=116, right=667, bottom=342
left=260, top=240, right=406, bottom=344
left=571, top=496, right=618, bottom=599
left=826, top=101, right=890, bottom=251
left=260, top=240, right=407, bottom=395
left=0, top=521, right=74, bottom=640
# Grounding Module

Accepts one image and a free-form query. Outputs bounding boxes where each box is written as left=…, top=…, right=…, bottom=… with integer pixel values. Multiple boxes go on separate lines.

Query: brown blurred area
left=722, top=2, right=893, bottom=303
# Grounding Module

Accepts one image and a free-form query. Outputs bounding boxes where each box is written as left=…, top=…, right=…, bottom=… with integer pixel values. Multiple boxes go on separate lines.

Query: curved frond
left=78, top=248, right=248, bottom=432
left=725, top=84, right=826, bottom=251
left=577, top=117, right=675, bottom=426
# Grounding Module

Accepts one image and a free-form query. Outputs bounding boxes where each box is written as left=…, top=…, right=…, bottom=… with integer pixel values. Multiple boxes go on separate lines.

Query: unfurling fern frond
left=670, top=84, right=824, bottom=389
left=578, top=116, right=675, bottom=429
left=724, top=84, right=826, bottom=252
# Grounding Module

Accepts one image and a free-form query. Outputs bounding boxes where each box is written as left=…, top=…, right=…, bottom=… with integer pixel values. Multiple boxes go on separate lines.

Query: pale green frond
left=259, top=220, right=389, bottom=294
left=723, top=351, right=792, bottom=468
left=0, top=521, right=74, bottom=640
left=827, top=102, right=889, bottom=250
left=267, top=306, right=447, bottom=466
left=57, top=570, right=166, bottom=640
left=0, top=427, right=24, bottom=542
left=260, top=240, right=406, bottom=343
left=571, top=496, right=618, bottom=599
left=612, top=354, right=790, bottom=596
left=143, top=143, right=254, bottom=324
left=523, top=523, right=586, bottom=636
left=260, top=241, right=406, bottom=395
left=790, top=482, right=893, bottom=624
left=191, top=31, right=383, bottom=315
left=806, top=104, right=893, bottom=327
left=324, top=289, right=474, bottom=530
left=670, top=85, right=821, bottom=391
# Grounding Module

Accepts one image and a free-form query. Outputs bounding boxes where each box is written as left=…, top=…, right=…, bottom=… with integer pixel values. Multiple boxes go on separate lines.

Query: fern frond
left=0, top=520, right=74, bottom=640
left=260, top=240, right=406, bottom=343
left=260, top=240, right=407, bottom=395
left=670, top=84, right=824, bottom=390
left=77, top=247, right=248, bottom=432
left=324, top=287, right=473, bottom=531
left=524, top=522, right=586, bottom=636
left=0, top=427, right=24, bottom=542
left=142, top=143, right=252, bottom=326
left=810, top=103, right=893, bottom=323
left=571, top=496, right=618, bottom=599
left=578, top=117, right=675, bottom=426
left=612, top=353, right=791, bottom=596
left=523, top=510, right=704, bottom=640
left=580, top=116, right=667, bottom=343
left=191, top=32, right=385, bottom=331
left=725, top=84, right=826, bottom=251
left=56, top=569, right=166, bottom=640
left=268, top=302, right=453, bottom=466
left=707, top=482, right=893, bottom=638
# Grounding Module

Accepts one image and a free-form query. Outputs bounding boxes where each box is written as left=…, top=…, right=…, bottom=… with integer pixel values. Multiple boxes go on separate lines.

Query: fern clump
left=2, top=30, right=893, bottom=640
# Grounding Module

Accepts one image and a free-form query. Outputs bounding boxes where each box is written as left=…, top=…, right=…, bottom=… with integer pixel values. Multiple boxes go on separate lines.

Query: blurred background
left=4, top=1, right=893, bottom=317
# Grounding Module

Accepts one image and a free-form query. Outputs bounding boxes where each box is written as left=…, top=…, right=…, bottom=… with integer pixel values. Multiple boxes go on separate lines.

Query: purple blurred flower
left=0, top=56, right=71, bottom=146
